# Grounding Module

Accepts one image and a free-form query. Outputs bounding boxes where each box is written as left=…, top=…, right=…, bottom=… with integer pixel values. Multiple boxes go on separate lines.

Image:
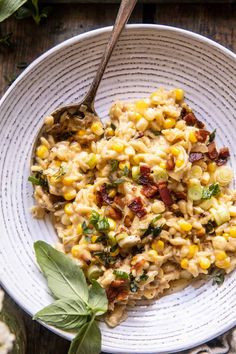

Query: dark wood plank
left=0, top=3, right=143, bottom=96
left=154, top=3, right=236, bottom=51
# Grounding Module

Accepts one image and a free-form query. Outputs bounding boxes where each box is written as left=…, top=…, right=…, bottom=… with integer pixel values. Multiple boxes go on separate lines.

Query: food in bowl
left=29, top=88, right=236, bottom=327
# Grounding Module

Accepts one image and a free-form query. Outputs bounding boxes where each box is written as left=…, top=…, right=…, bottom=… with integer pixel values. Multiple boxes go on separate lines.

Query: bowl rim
left=1, top=24, right=236, bottom=353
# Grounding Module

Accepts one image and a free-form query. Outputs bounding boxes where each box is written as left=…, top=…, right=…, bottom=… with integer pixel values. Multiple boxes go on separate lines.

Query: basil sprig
left=34, top=241, right=108, bottom=354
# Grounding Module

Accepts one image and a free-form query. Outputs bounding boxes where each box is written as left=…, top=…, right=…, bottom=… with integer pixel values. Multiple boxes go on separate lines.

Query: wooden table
left=1, top=2, right=236, bottom=353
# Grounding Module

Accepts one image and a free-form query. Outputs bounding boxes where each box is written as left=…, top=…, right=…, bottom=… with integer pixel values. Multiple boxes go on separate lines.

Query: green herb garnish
left=204, top=221, right=215, bottom=234
left=209, top=267, right=225, bottom=286
left=150, top=129, right=161, bottom=136
left=122, top=166, right=129, bottom=177
left=94, top=251, right=116, bottom=267
left=53, top=166, right=67, bottom=180
left=202, top=183, right=221, bottom=200
left=28, top=174, right=48, bottom=188
left=142, top=217, right=163, bottom=238
left=113, top=270, right=129, bottom=280
left=111, top=123, right=116, bottom=131
left=90, top=210, right=109, bottom=232
left=15, top=0, right=51, bottom=25
left=82, top=221, right=92, bottom=235
left=110, top=160, right=119, bottom=172
left=139, top=271, right=148, bottom=282
left=209, top=129, right=216, bottom=143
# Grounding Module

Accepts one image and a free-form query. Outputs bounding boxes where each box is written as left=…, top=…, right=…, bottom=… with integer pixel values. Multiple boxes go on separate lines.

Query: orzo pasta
left=30, top=88, right=236, bottom=326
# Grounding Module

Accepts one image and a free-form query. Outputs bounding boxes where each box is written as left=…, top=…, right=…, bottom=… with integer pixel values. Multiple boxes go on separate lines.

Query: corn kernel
left=187, top=244, right=198, bottom=258
left=215, top=250, right=227, bottom=261
left=215, top=258, right=230, bottom=269
left=180, top=258, right=189, bottom=269
left=229, top=227, right=236, bottom=238
left=63, top=176, right=75, bottom=186
left=136, top=117, right=149, bottom=131
left=36, top=145, right=49, bottom=159
left=77, top=129, right=86, bottom=137
left=174, top=88, right=185, bottom=102
left=108, top=218, right=116, bottom=231
left=199, top=257, right=211, bottom=270
left=64, top=189, right=77, bottom=201
left=86, top=153, right=97, bottom=169
left=163, top=118, right=176, bottom=129
left=223, top=233, right=229, bottom=240
left=108, top=189, right=116, bottom=198
left=119, top=161, right=130, bottom=170
left=201, top=172, right=210, bottom=185
left=179, top=220, right=192, bottom=232
left=151, top=201, right=165, bottom=214
left=170, top=146, right=180, bottom=156
left=91, top=235, right=99, bottom=243
left=64, top=203, right=73, bottom=215
left=132, top=155, right=142, bottom=164
left=152, top=240, right=164, bottom=251
left=207, top=162, right=217, bottom=173
left=129, top=112, right=142, bottom=122
left=189, top=131, right=197, bottom=143
left=135, top=100, right=149, bottom=114
left=91, top=122, right=104, bottom=136
left=106, top=127, right=115, bottom=136
left=147, top=250, right=158, bottom=262
left=71, top=245, right=82, bottom=258
left=150, top=92, right=161, bottom=105
left=144, top=108, right=156, bottom=121
left=159, top=162, right=167, bottom=169
left=77, top=223, right=83, bottom=235
left=175, top=159, right=184, bottom=168
left=112, top=143, right=124, bottom=153
left=229, top=206, right=236, bottom=217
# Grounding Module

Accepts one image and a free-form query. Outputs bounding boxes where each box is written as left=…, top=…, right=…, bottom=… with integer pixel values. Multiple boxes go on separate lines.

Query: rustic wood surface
left=1, top=2, right=236, bottom=353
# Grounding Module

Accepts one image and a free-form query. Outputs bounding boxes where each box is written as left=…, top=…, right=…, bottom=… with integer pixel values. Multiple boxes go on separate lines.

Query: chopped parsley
left=202, top=183, right=221, bottom=200
left=142, top=217, right=163, bottom=238
left=121, top=166, right=130, bottom=177
left=94, top=251, right=117, bottom=267
left=82, top=221, right=92, bottom=235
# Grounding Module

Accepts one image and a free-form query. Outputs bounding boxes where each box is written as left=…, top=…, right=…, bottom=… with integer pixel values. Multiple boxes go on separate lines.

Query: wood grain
left=1, top=2, right=236, bottom=353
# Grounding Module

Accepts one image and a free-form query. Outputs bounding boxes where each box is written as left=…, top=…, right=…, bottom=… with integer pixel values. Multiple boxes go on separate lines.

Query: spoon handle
left=82, top=0, right=137, bottom=110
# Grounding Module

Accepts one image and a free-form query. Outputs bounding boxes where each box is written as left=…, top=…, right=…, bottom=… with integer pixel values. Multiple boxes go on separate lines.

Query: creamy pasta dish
left=30, top=88, right=236, bottom=327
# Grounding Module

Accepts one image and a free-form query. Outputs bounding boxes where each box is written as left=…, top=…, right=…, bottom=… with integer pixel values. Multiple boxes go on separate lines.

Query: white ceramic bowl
left=0, top=25, right=236, bottom=354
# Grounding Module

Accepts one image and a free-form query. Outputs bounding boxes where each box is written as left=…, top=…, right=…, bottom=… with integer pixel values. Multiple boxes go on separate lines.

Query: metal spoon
left=33, top=0, right=137, bottom=145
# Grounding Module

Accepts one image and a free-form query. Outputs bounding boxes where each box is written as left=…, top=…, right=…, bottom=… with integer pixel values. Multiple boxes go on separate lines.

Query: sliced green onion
left=211, top=205, right=230, bottom=226
left=132, top=166, right=140, bottom=181
left=87, top=264, right=103, bottom=282
left=188, top=184, right=203, bottom=201
left=153, top=166, right=168, bottom=182
left=113, top=270, right=129, bottom=280
left=214, top=166, right=233, bottom=186
left=189, top=165, right=203, bottom=179
left=199, top=198, right=213, bottom=210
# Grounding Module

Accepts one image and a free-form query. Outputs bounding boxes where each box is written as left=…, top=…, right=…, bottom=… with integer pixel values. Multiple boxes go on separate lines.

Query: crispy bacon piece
left=139, top=165, right=152, bottom=185
left=114, top=195, right=125, bottom=208
left=106, top=280, right=129, bottom=303
left=216, top=147, right=230, bottom=165
left=189, top=152, right=204, bottom=163
left=96, top=191, right=104, bottom=207
left=99, top=184, right=113, bottom=205
left=158, top=181, right=173, bottom=206
left=140, top=165, right=151, bottom=175
left=183, top=112, right=197, bottom=126
left=195, top=129, right=209, bottom=142
left=128, top=197, right=147, bottom=218
left=105, top=206, right=123, bottom=220
left=141, top=184, right=159, bottom=198
left=174, top=191, right=187, bottom=201
left=166, top=155, right=175, bottom=171
left=196, top=120, right=205, bottom=129
left=208, top=142, right=218, bottom=160
left=124, top=215, right=133, bottom=227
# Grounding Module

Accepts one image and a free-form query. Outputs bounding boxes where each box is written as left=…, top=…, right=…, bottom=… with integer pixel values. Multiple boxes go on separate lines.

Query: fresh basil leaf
left=209, top=268, right=225, bottom=286
left=113, top=270, right=129, bottom=280
left=110, top=160, right=119, bottom=172
left=34, top=241, right=88, bottom=302
left=90, top=211, right=109, bottom=232
left=139, top=272, right=148, bottom=282
left=122, top=166, right=129, bottom=177
left=88, top=280, right=108, bottom=316
left=82, top=221, right=92, bottom=235
left=202, top=183, right=221, bottom=200
left=111, top=178, right=125, bottom=186
left=0, top=0, right=27, bottom=22
left=68, top=319, right=101, bottom=354
left=34, top=298, right=90, bottom=331
left=28, top=174, right=48, bottom=188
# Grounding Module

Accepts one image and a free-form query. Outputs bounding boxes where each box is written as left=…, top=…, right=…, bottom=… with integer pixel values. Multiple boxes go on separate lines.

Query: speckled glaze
left=0, top=25, right=236, bottom=354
